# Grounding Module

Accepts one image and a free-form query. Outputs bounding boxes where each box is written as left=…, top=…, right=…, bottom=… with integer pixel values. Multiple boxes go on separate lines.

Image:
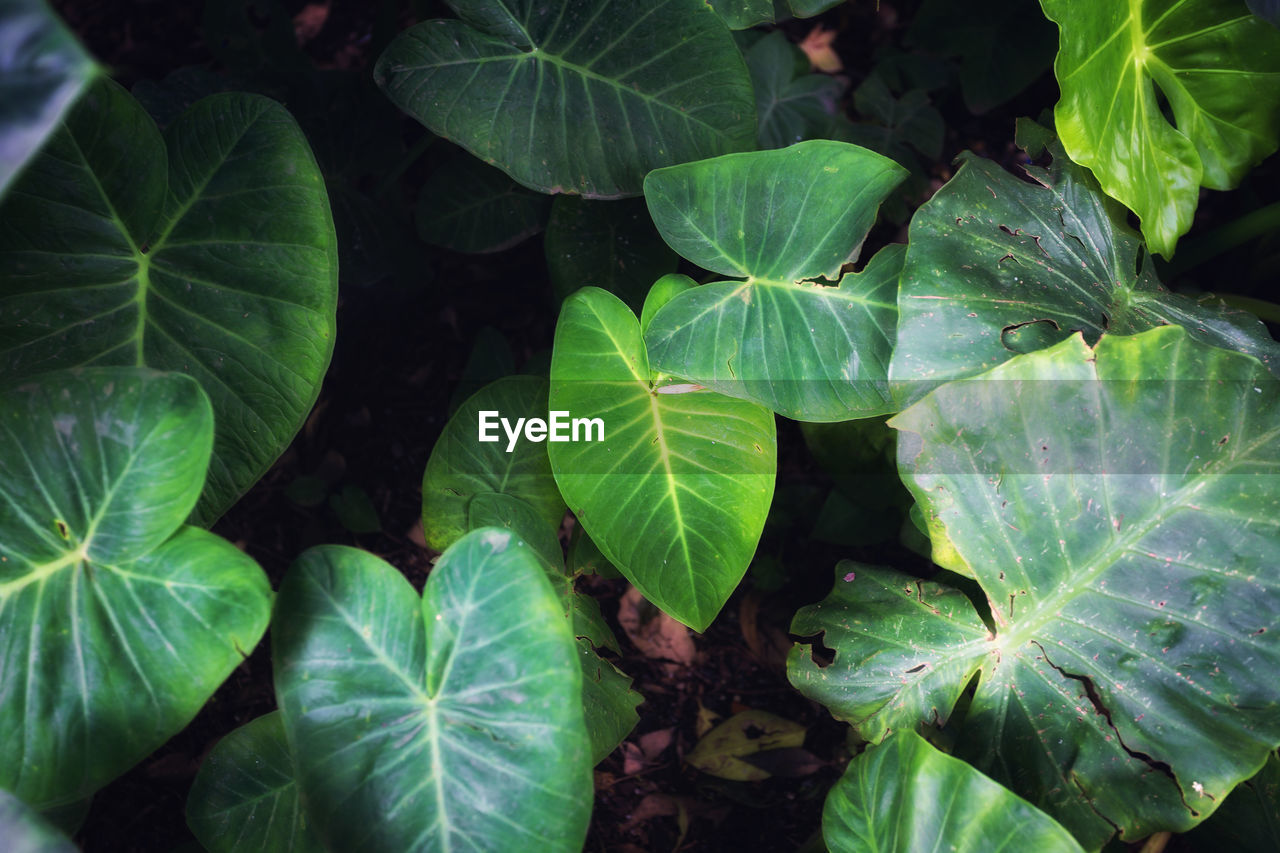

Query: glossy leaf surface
left=421, top=375, right=566, bottom=552
left=0, top=78, right=338, bottom=523
left=823, top=731, right=1084, bottom=853
left=795, top=327, right=1280, bottom=846
left=890, top=132, right=1280, bottom=404
left=1042, top=0, right=1280, bottom=256
left=0, top=0, right=97, bottom=197
left=643, top=141, right=907, bottom=420
left=186, top=712, right=322, bottom=853
left=0, top=368, right=272, bottom=808
left=274, top=533, right=592, bottom=851
left=375, top=0, right=756, bottom=197
left=550, top=287, right=776, bottom=631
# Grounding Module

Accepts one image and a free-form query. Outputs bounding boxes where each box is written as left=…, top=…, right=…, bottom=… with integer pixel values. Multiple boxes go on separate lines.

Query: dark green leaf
left=186, top=712, right=323, bottom=853
left=708, top=0, right=774, bottom=29
left=890, top=133, right=1280, bottom=404
left=578, top=639, right=642, bottom=765
left=546, top=197, right=678, bottom=312
left=418, top=150, right=551, bottom=253
left=375, top=0, right=757, bottom=197
left=1186, top=752, right=1280, bottom=852
left=745, top=31, right=850, bottom=150
left=273, top=533, right=592, bottom=851
left=421, top=375, right=566, bottom=552
left=823, top=731, right=1085, bottom=853
left=0, top=78, right=339, bottom=524
left=329, top=484, right=382, bottom=534
left=0, top=368, right=272, bottom=808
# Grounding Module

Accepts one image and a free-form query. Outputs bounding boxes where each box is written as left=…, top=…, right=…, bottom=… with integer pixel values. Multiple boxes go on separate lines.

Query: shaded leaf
left=418, top=150, right=551, bottom=253
left=273, top=532, right=592, bottom=851
left=579, top=639, right=643, bottom=765
left=890, top=130, right=1280, bottom=405
left=375, top=0, right=756, bottom=197
left=0, top=77, right=338, bottom=523
left=186, top=712, right=323, bottom=853
left=823, top=731, right=1084, bottom=853
left=745, top=31, right=850, bottom=150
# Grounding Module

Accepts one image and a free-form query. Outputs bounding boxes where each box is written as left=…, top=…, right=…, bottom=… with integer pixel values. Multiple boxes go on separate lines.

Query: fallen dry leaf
left=638, top=727, right=674, bottom=762
left=800, top=25, right=843, bottom=73
left=686, top=709, right=807, bottom=782
left=617, top=585, right=696, bottom=667
left=293, top=2, right=330, bottom=45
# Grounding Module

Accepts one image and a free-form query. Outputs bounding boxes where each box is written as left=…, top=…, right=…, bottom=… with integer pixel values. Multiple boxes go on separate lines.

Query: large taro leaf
left=0, top=77, right=338, bottom=524
left=0, top=789, right=76, bottom=853
left=0, top=368, right=272, bottom=809
left=374, top=0, right=756, bottom=198
left=0, top=0, right=97, bottom=198
left=792, top=326, right=1280, bottom=847
left=421, top=375, right=566, bottom=552
left=273, top=533, right=592, bottom=852
left=549, top=287, right=776, bottom=631
left=823, top=731, right=1085, bottom=853
left=1186, top=751, right=1280, bottom=851
left=890, top=129, right=1280, bottom=406
left=1041, top=0, right=1280, bottom=257
left=186, top=712, right=323, bottom=853
left=643, top=141, right=908, bottom=421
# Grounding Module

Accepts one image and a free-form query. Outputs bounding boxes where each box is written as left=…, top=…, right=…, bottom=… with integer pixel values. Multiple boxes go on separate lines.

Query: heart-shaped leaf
left=375, top=0, right=756, bottom=198
left=643, top=142, right=906, bottom=419
left=273, top=532, right=592, bottom=851
left=890, top=129, right=1280, bottom=405
left=186, top=712, right=323, bottom=853
left=422, top=375, right=566, bottom=552
left=642, top=141, right=907, bottom=420
left=793, top=327, right=1280, bottom=846
left=550, top=287, right=776, bottom=630
left=0, top=367, right=272, bottom=809
left=1042, top=0, right=1280, bottom=257
left=0, top=0, right=98, bottom=198
left=823, top=731, right=1084, bottom=853
left=0, top=77, right=338, bottom=524
left=746, top=31, right=850, bottom=149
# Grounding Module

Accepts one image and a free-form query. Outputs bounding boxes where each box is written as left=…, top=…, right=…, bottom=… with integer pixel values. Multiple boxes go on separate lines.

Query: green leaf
left=745, top=31, right=850, bottom=149
left=186, top=712, right=323, bottom=853
left=0, top=77, right=338, bottom=524
left=890, top=133, right=1280, bottom=405
left=642, top=142, right=907, bottom=420
left=797, top=327, right=1280, bottom=846
left=422, top=375, right=566, bottom=552
left=905, top=0, right=1056, bottom=113
left=578, top=638, right=642, bottom=765
left=0, top=0, right=98, bottom=198
left=847, top=75, right=943, bottom=162
left=549, top=287, right=776, bottom=631
left=1186, top=752, right=1280, bottom=852
left=273, top=533, right=592, bottom=851
left=417, top=150, right=551, bottom=253
left=1042, top=0, right=1280, bottom=257
left=546, top=197, right=678, bottom=312
left=468, top=491, right=565, bottom=570
left=375, top=0, right=757, bottom=198
left=328, top=484, right=382, bottom=534
left=823, top=731, right=1085, bottom=853
left=0, top=789, right=77, bottom=853
left=707, top=0, right=774, bottom=29
left=0, top=367, right=272, bottom=809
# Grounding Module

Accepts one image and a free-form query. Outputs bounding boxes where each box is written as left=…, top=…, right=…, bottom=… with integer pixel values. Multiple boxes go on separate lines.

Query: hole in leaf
left=54, top=519, right=69, bottom=539
left=1000, top=318, right=1065, bottom=354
